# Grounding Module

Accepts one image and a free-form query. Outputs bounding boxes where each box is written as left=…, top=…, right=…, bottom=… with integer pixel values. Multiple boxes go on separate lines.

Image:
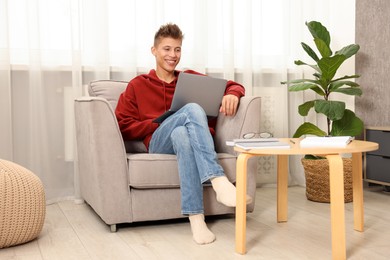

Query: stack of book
left=226, top=138, right=290, bottom=150
left=299, top=136, right=354, bottom=148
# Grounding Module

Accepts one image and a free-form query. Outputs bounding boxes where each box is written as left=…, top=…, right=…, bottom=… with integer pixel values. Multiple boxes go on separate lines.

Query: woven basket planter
left=301, top=158, right=353, bottom=203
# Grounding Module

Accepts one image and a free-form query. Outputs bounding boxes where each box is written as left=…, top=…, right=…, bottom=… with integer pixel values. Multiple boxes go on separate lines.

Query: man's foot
left=211, top=176, right=254, bottom=206
left=211, top=176, right=237, bottom=207
left=189, top=214, right=216, bottom=245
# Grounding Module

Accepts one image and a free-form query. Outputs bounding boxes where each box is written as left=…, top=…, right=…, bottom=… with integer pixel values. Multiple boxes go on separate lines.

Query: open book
left=300, top=136, right=354, bottom=148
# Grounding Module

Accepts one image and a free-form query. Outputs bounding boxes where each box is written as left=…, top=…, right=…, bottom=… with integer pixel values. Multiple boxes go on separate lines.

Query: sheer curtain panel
left=0, top=0, right=356, bottom=202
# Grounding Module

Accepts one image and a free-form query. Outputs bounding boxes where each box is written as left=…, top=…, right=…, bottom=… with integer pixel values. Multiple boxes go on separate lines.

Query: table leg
left=352, top=152, right=364, bottom=231
left=235, top=153, right=255, bottom=255
left=277, top=155, right=288, bottom=222
left=326, top=154, right=346, bottom=260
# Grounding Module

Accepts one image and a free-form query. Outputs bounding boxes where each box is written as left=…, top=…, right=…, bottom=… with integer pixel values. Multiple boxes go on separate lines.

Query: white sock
left=211, top=176, right=253, bottom=207
left=189, top=214, right=216, bottom=245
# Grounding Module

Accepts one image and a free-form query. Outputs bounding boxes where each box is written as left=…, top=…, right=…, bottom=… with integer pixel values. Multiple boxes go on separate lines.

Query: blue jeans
left=149, top=103, right=225, bottom=215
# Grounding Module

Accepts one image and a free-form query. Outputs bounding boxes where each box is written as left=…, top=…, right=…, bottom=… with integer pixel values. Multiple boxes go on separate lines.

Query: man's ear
left=151, top=46, right=156, bottom=56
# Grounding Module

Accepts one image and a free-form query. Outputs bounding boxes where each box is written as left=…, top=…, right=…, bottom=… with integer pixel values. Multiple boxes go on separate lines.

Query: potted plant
left=281, top=21, right=363, bottom=202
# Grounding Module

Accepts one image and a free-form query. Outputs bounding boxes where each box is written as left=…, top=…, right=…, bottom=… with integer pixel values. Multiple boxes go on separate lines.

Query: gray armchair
left=74, top=80, right=261, bottom=232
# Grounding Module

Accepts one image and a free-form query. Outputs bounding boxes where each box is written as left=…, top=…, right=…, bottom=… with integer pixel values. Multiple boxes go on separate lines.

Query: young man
left=115, top=23, right=247, bottom=244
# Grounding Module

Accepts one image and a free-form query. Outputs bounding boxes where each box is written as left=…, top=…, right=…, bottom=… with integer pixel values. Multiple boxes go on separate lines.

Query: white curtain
left=0, top=0, right=356, bottom=202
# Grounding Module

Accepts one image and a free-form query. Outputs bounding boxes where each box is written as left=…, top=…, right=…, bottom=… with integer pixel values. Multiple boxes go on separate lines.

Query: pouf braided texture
left=0, top=159, right=46, bottom=248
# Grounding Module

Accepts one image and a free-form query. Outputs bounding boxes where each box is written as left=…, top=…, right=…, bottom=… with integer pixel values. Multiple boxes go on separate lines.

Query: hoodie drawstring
left=163, top=82, right=167, bottom=112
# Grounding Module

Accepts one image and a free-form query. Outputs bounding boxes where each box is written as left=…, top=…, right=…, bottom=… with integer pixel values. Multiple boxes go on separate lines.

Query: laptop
left=153, top=72, right=227, bottom=123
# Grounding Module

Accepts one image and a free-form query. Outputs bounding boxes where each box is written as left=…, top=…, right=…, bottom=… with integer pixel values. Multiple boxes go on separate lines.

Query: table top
left=234, top=138, right=379, bottom=155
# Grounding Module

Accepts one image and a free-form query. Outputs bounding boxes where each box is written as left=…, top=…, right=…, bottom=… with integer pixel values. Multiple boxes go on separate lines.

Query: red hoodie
left=115, top=69, right=245, bottom=149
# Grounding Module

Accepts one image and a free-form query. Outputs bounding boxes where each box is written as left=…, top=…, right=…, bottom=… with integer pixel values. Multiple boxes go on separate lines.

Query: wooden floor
left=1, top=186, right=389, bottom=259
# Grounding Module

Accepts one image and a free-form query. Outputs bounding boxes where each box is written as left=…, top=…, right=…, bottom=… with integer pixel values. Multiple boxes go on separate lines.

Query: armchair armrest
left=214, top=96, right=261, bottom=154
left=74, top=96, right=132, bottom=225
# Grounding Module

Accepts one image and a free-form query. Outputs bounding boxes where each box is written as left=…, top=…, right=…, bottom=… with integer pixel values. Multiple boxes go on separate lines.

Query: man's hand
left=220, top=94, right=239, bottom=116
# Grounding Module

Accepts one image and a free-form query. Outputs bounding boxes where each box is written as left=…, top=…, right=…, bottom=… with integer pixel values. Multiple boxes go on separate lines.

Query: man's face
left=152, top=37, right=182, bottom=74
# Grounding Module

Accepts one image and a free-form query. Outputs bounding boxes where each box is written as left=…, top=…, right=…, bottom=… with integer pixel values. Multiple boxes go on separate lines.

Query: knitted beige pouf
left=0, top=159, right=46, bottom=248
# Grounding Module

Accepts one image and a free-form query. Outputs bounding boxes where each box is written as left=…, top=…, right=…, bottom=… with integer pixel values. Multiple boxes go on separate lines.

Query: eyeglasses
left=242, top=132, right=273, bottom=139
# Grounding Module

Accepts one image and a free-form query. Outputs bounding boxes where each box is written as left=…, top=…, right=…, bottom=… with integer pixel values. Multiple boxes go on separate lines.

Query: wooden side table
left=234, top=138, right=378, bottom=260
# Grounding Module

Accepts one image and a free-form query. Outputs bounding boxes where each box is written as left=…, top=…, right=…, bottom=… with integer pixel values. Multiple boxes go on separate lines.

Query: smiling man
left=115, top=23, right=248, bottom=245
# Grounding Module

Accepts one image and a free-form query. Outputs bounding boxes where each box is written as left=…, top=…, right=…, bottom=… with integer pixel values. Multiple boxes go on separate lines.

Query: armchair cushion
left=127, top=153, right=236, bottom=189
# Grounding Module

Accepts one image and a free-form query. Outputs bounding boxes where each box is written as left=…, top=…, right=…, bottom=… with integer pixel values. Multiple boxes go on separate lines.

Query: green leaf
left=301, top=42, right=319, bottom=62
left=332, top=74, right=360, bottom=82
left=332, top=87, right=363, bottom=96
left=294, top=60, right=305, bottom=65
left=294, top=60, right=321, bottom=72
left=306, top=21, right=331, bottom=46
left=313, top=72, right=321, bottom=79
left=314, top=38, right=332, bottom=58
left=330, top=109, right=364, bottom=136
left=329, top=80, right=360, bottom=91
left=298, top=101, right=315, bottom=116
left=282, top=78, right=318, bottom=84
left=311, top=86, right=326, bottom=96
left=317, top=55, right=347, bottom=82
left=293, top=122, right=327, bottom=138
left=288, top=83, right=318, bottom=92
left=335, top=44, right=360, bottom=59
left=314, top=100, right=345, bottom=121
left=288, top=83, right=325, bottom=96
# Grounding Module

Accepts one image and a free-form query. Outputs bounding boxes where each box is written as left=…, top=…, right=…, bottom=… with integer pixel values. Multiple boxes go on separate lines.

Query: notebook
left=235, top=141, right=291, bottom=150
left=300, top=136, right=354, bottom=148
left=226, top=138, right=279, bottom=146
left=153, top=72, right=227, bottom=123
